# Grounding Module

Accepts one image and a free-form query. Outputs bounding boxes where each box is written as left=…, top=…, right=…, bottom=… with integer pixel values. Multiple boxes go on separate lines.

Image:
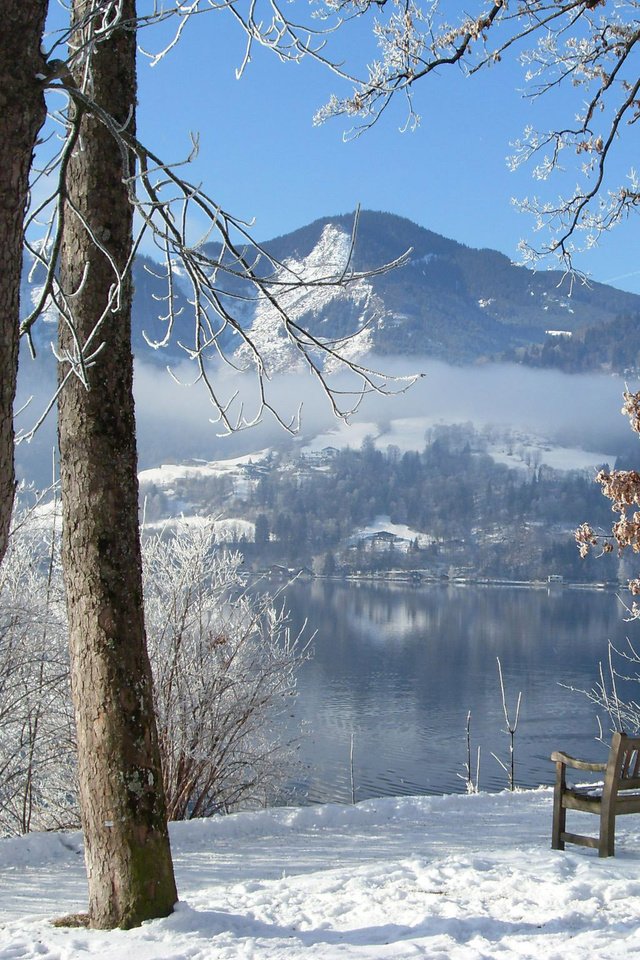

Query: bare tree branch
left=22, top=11, right=419, bottom=439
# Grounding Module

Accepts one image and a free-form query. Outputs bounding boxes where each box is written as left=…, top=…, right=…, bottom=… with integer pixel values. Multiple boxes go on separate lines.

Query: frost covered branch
left=491, top=657, right=521, bottom=791
left=23, top=2, right=418, bottom=439
left=576, top=389, right=640, bottom=606
left=0, top=512, right=307, bottom=833
left=564, top=638, right=640, bottom=739
left=143, top=523, right=308, bottom=817
left=313, top=0, right=640, bottom=268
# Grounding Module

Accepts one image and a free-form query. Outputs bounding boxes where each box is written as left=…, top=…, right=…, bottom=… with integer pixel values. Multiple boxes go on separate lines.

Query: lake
left=279, top=579, right=639, bottom=804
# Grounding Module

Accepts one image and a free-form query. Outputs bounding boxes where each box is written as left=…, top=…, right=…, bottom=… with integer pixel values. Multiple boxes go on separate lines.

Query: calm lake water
left=279, top=579, right=638, bottom=804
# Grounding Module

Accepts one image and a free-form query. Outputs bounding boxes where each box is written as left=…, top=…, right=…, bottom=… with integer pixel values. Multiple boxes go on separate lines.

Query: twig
left=494, top=657, right=522, bottom=791
left=349, top=731, right=356, bottom=805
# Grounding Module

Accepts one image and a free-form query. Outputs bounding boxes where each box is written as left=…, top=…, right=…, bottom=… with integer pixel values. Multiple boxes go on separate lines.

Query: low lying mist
left=132, top=355, right=640, bottom=464
left=14, top=352, right=640, bottom=487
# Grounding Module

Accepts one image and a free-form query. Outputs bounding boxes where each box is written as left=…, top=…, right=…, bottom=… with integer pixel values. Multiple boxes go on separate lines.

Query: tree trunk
left=0, top=2, right=48, bottom=566
left=57, top=0, right=177, bottom=928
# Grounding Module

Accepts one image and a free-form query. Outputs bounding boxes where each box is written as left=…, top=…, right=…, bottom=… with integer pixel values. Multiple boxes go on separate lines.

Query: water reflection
left=281, top=580, right=637, bottom=804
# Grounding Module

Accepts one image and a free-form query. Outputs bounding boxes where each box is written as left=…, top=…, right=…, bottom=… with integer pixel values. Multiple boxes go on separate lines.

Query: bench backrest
left=607, top=732, right=640, bottom=793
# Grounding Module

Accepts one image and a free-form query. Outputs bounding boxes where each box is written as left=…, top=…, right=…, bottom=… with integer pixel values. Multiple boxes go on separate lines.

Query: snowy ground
left=138, top=451, right=270, bottom=489
left=3, top=789, right=640, bottom=959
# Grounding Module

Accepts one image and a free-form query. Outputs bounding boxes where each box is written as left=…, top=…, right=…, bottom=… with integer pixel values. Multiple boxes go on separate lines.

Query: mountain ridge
left=20, top=210, right=640, bottom=370
left=214, top=210, right=640, bottom=366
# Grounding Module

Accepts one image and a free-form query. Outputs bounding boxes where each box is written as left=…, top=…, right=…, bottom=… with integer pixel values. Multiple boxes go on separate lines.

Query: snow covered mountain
left=21, top=210, right=640, bottom=371
left=232, top=222, right=382, bottom=376
left=221, top=211, right=640, bottom=367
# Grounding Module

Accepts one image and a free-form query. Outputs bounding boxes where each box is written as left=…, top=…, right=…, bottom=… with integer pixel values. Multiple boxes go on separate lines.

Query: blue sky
left=136, top=7, right=640, bottom=295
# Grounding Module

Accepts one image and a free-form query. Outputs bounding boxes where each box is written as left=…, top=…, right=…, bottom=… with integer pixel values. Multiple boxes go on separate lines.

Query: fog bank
left=14, top=353, right=640, bottom=486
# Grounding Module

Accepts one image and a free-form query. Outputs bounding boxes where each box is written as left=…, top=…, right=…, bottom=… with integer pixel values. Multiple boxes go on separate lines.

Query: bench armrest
left=551, top=750, right=607, bottom=773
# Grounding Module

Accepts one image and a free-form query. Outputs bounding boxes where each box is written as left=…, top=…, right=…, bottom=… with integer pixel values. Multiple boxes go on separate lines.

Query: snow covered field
left=3, top=788, right=640, bottom=959
left=301, top=416, right=614, bottom=474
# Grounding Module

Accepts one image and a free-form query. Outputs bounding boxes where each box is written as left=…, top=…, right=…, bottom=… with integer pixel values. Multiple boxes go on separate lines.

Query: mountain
left=225, top=211, right=640, bottom=366
left=21, top=211, right=640, bottom=370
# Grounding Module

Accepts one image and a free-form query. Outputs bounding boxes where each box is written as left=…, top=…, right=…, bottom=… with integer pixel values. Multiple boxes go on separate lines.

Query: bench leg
left=599, top=804, right=616, bottom=857
left=551, top=763, right=566, bottom=850
left=551, top=802, right=566, bottom=850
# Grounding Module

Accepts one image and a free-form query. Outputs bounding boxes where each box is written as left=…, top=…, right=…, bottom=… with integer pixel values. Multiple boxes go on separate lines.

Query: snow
left=235, top=224, right=379, bottom=374
left=300, top=417, right=435, bottom=457
left=139, top=451, right=269, bottom=489
left=3, top=789, right=640, bottom=959
left=414, top=253, right=438, bottom=266
left=488, top=441, right=613, bottom=473
left=353, top=514, right=434, bottom=548
left=14, top=498, right=62, bottom=531
left=536, top=446, right=612, bottom=472
left=376, top=417, right=432, bottom=453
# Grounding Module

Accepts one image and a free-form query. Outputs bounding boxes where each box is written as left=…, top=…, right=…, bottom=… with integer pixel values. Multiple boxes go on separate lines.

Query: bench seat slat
left=562, top=793, right=601, bottom=813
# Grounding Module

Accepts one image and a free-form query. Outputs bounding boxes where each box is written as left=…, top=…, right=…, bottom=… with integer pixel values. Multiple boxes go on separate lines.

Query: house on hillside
left=363, top=531, right=400, bottom=554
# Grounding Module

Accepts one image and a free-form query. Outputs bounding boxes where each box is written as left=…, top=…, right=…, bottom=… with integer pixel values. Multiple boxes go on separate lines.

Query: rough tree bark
left=57, top=0, right=177, bottom=928
left=0, top=1, right=49, bottom=566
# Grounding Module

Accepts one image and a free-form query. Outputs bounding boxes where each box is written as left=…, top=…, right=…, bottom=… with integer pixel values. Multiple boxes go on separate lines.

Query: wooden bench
left=551, top=731, right=640, bottom=857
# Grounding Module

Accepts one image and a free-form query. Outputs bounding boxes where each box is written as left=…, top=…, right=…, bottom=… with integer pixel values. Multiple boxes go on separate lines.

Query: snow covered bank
left=2, top=789, right=640, bottom=958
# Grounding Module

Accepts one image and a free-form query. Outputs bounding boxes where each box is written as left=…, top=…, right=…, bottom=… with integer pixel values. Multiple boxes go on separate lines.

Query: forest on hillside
left=141, top=423, right=626, bottom=584
left=505, top=313, right=640, bottom=375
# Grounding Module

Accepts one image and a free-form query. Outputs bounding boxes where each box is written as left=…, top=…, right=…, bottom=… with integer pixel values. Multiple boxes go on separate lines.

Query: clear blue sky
left=135, top=7, right=640, bottom=295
